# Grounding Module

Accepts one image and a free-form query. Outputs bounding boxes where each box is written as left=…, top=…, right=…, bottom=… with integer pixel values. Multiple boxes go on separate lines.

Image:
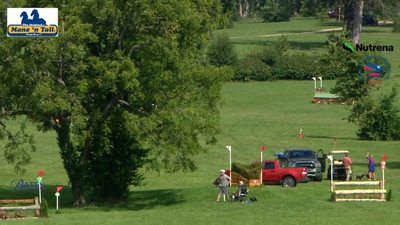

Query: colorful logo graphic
left=358, top=55, right=391, bottom=84
left=7, top=8, right=58, bottom=37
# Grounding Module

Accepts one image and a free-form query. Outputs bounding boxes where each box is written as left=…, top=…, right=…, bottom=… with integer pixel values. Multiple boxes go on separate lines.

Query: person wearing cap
left=366, top=152, right=375, bottom=180
left=216, top=169, right=230, bottom=202
left=342, top=153, right=352, bottom=181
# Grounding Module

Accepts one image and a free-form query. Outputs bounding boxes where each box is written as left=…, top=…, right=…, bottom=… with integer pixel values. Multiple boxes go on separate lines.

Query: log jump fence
left=0, top=197, right=40, bottom=216
left=332, top=181, right=386, bottom=202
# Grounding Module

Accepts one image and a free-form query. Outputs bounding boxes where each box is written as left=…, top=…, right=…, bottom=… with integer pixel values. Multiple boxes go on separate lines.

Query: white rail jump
left=332, top=181, right=386, bottom=202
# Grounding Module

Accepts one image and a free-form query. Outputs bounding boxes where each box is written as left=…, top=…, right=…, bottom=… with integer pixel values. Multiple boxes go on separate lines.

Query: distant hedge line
left=234, top=52, right=345, bottom=81
left=206, top=33, right=346, bottom=82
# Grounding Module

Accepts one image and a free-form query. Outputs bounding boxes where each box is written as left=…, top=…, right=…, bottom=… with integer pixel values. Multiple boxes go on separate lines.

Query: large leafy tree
left=0, top=0, right=233, bottom=206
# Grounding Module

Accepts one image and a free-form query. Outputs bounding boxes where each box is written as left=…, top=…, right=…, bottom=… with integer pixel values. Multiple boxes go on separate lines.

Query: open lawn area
left=1, top=18, right=400, bottom=225
left=2, top=80, right=400, bottom=225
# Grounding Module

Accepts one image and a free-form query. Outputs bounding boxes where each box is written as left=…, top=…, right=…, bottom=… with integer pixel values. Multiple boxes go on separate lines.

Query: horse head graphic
left=30, top=9, right=46, bottom=25
left=20, top=11, right=33, bottom=25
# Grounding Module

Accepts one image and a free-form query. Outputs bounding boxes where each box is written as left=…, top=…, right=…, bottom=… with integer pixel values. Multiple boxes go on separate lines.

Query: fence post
left=332, top=182, right=336, bottom=201
left=34, top=197, right=39, bottom=216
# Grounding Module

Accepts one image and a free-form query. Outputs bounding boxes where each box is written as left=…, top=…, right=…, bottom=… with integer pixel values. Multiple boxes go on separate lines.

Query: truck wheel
left=282, top=176, right=296, bottom=188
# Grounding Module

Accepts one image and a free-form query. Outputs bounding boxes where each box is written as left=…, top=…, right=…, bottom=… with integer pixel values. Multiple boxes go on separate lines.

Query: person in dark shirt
left=237, top=181, right=247, bottom=195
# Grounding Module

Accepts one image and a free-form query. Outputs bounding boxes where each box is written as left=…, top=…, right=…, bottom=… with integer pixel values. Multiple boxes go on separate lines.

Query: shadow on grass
left=82, top=189, right=185, bottom=212
left=0, top=183, right=73, bottom=209
left=306, top=135, right=358, bottom=141
left=232, top=39, right=327, bottom=50
left=317, top=21, right=343, bottom=27
left=0, top=183, right=185, bottom=212
left=361, top=29, right=391, bottom=33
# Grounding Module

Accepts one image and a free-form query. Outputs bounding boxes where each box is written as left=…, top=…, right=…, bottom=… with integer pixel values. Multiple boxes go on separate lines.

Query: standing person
left=342, top=153, right=352, bottom=181
left=216, top=169, right=230, bottom=202
left=366, top=152, right=376, bottom=180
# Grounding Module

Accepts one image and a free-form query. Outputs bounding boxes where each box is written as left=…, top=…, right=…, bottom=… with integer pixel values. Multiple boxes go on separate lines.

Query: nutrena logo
left=343, top=42, right=394, bottom=53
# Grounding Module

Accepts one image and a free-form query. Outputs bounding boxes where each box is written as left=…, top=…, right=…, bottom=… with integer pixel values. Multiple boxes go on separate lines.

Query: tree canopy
left=0, top=0, right=233, bottom=206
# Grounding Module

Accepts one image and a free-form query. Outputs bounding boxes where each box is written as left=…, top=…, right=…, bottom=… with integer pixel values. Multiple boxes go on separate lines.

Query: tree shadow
left=306, top=135, right=358, bottom=141
left=317, top=21, right=343, bottom=27
left=232, top=39, right=326, bottom=51
left=386, top=161, right=400, bottom=169
left=361, top=29, right=390, bottom=33
left=82, top=189, right=185, bottom=212
left=0, top=182, right=185, bottom=212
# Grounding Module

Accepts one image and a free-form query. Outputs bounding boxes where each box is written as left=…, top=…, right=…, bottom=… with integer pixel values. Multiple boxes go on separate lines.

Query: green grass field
left=1, top=17, right=400, bottom=225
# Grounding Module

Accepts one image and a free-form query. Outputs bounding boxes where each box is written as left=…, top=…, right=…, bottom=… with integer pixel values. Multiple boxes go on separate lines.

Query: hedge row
left=233, top=53, right=346, bottom=81
left=231, top=162, right=262, bottom=179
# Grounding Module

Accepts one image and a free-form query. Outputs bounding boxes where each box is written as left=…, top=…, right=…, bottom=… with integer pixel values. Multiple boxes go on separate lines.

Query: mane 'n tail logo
left=7, top=8, right=58, bottom=37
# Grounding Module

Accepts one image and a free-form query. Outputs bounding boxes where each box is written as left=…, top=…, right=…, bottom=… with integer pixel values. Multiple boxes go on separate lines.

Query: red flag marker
left=56, top=186, right=63, bottom=192
left=260, top=146, right=266, bottom=152
left=38, top=170, right=44, bottom=176
left=382, top=155, right=388, bottom=161
left=299, top=128, right=303, bottom=138
left=334, top=137, right=336, bottom=142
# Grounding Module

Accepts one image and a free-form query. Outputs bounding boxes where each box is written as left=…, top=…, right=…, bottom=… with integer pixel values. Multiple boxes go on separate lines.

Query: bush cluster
left=207, top=34, right=345, bottom=82
left=232, top=162, right=261, bottom=179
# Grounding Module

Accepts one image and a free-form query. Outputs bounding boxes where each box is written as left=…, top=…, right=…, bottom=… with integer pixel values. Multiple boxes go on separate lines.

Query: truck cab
left=275, top=148, right=324, bottom=181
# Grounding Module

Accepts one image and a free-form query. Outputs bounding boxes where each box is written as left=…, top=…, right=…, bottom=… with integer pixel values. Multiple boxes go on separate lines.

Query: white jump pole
left=318, top=77, right=322, bottom=88
left=382, top=167, right=385, bottom=190
left=224, top=145, right=232, bottom=202
left=260, top=146, right=265, bottom=184
left=327, top=155, right=333, bottom=192
left=312, top=77, right=316, bottom=92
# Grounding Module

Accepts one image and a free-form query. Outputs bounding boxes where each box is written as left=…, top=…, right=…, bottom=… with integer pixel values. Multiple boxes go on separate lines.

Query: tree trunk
left=69, top=169, right=86, bottom=207
left=238, top=0, right=243, bottom=17
left=56, top=123, right=87, bottom=207
left=243, top=0, right=250, bottom=18
left=351, top=1, right=363, bottom=44
left=344, top=0, right=363, bottom=44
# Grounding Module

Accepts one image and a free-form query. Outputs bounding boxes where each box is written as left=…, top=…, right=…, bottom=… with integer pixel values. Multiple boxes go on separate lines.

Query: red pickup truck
left=226, top=160, right=309, bottom=187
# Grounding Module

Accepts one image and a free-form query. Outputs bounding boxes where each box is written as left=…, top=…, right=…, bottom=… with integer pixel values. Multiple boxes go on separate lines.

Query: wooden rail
left=0, top=197, right=40, bottom=216
left=332, top=181, right=386, bottom=202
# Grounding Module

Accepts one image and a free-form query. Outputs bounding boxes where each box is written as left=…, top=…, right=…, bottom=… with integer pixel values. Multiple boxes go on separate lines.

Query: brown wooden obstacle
left=230, top=171, right=248, bottom=185
left=333, top=181, right=386, bottom=202
left=0, top=197, right=40, bottom=216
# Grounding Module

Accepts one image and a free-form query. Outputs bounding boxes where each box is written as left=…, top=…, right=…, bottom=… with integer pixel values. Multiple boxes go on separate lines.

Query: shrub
left=354, top=87, right=400, bottom=140
left=271, top=53, right=342, bottom=80
left=232, top=162, right=262, bottom=179
left=206, top=33, right=239, bottom=68
left=330, top=192, right=336, bottom=202
left=259, top=0, right=294, bottom=22
left=386, top=189, right=392, bottom=201
left=393, top=16, right=400, bottom=33
left=235, top=53, right=275, bottom=81
left=40, top=198, right=49, bottom=217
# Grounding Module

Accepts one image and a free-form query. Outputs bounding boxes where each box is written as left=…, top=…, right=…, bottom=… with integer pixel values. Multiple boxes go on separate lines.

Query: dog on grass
left=356, top=174, right=371, bottom=180
left=356, top=174, right=365, bottom=180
